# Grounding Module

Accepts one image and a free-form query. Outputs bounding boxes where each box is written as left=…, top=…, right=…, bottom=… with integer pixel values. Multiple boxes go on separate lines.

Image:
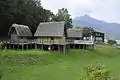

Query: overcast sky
left=41, top=0, right=120, bottom=23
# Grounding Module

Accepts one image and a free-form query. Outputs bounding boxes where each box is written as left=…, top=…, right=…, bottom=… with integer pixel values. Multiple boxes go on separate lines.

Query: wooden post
left=39, top=44, right=41, bottom=50
left=30, top=44, right=32, bottom=49
left=92, top=45, right=94, bottom=49
left=78, top=44, right=80, bottom=49
left=58, top=45, right=60, bottom=52
left=12, top=44, right=14, bottom=49
left=22, top=44, right=24, bottom=50
left=85, top=45, right=86, bottom=49
left=68, top=44, right=70, bottom=49
left=18, top=44, right=20, bottom=50
left=19, top=44, right=21, bottom=50
left=42, top=39, right=43, bottom=50
left=8, top=44, right=10, bottom=49
left=17, top=44, right=19, bottom=50
left=83, top=45, right=85, bottom=49
left=41, top=44, right=43, bottom=50
left=35, top=44, right=37, bottom=49
left=26, top=44, right=28, bottom=50
left=73, top=44, right=75, bottom=49
left=63, top=45, right=66, bottom=55
left=49, top=45, right=51, bottom=51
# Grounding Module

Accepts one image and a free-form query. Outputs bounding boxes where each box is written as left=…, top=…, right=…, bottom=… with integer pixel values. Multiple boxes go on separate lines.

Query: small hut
left=67, top=29, right=94, bottom=49
left=34, top=21, right=68, bottom=53
left=7, top=24, right=33, bottom=49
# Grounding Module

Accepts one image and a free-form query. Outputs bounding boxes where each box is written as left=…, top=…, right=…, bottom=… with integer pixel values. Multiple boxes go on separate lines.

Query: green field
left=0, top=45, right=120, bottom=80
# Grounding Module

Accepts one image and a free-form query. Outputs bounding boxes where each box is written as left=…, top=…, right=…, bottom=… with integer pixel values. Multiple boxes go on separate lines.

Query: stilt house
left=8, top=24, right=33, bottom=43
left=34, top=21, right=68, bottom=52
left=67, top=29, right=94, bottom=49
left=7, top=24, right=33, bottom=49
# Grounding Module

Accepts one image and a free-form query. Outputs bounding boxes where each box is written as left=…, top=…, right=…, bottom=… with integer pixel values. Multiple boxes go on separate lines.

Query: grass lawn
left=0, top=45, right=120, bottom=80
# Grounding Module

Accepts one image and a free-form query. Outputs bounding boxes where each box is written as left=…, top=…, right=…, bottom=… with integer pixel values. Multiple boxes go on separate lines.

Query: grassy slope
left=0, top=45, right=120, bottom=80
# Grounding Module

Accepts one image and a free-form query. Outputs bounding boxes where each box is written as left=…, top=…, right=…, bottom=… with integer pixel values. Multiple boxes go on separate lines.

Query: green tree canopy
left=53, top=8, right=73, bottom=37
left=53, top=8, right=73, bottom=29
left=0, top=0, right=55, bottom=37
left=83, top=27, right=94, bottom=37
left=108, top=40, right=117, bottom=45
left=75, top=26, right=82, bottom=29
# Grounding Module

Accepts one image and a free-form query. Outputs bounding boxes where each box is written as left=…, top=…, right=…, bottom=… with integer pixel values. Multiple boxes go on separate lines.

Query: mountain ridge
left=73, top=15, right=120, bottom=40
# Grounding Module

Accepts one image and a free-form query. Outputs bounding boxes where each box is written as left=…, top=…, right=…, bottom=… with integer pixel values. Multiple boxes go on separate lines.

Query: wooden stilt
left=11, top=44, right=13, bottom=49
left=83, top=45, right=85, bottom=49
left=58, top=45, right=60, bottom=52
left=92, top=45, right=94, bottom=49
left=10, top=44, right=12, bottom=49
left=73, top=44, right=75, bottom=49
left=86, top=45, right=88, bottom=49
left=18, top=45, right=19, bottom=50
left=41, top=44, right=43, bottom=50
left=9, top=44, right=10, bottom=49
left=17, top=44, right=19, bottom=50
left=35, top=44, right=37, bottom=49
left=13, top=44, right=15, bottom=49
left=39, top=44, right=41, bottom=50
left=63, top=45, right=66, bottom=55
left=26, top=44, right=28, bottom=50
left=22, top=45, right=24, bottom=50
left=30, top=44, right=32, bottom=49
left=68, top=44, right=70, bottom=49
left=49, top=45, right=51, bottom=51
left=78, top=44, right=80, bottom=49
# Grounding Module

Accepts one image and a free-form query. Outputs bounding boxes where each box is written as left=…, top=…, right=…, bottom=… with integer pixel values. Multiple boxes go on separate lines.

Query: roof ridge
left=12, top=23, right=29, bottom=28
left=68, top=28, right=83, bottom=30
left=40, top=21, right=65, bottom=24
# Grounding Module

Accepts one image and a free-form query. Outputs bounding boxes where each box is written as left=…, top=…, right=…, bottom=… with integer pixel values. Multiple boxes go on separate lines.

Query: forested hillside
left=0, top=0, right=72, bottom=38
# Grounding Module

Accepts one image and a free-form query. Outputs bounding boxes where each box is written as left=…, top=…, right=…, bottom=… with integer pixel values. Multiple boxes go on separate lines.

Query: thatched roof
left=67, top=29, right=83, bottom=38
left=34, top=21, right=65, bottom=37
left=8, top=24, right=32, bottom=37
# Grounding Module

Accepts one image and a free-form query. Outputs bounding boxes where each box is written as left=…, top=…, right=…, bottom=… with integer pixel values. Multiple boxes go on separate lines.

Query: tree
left=53, top=8, right=73, bottom=36
left=75, top=26, right=82, bottom=29
left=108, top=40, right=117, bottom=45
left=54, top=8, right=73, bottom=29
left=83, top=27, right=94, bottom=37
left=0, top=0, right=55, bottom=37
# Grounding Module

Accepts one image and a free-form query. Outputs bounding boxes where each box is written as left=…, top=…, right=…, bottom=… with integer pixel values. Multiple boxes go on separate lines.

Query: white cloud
left=41, top=0, right=120, bottom=23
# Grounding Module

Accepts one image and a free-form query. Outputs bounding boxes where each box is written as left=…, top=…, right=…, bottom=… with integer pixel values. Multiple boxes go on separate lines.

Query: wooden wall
left=35, top=37, right=66, bottom=45
left=10, top=31, right=33, bottom=43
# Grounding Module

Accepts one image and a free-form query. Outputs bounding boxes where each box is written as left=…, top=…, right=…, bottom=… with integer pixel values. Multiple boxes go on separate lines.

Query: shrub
left=107, top=40, right=117, bottom=45
left=0, top=41, right=7, bottom=49
left=80, top=63, right=110, bottom=80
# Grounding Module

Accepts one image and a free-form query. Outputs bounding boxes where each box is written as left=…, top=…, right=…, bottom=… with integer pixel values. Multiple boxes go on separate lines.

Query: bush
left=80, top=63, right=110, bottom=80
left=107, top=40, right=117, bottom=45
left=0, top=41, right=7, bottom=49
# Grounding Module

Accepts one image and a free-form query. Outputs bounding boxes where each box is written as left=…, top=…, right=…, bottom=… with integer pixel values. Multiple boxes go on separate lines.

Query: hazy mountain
left=73, top=15, right=120, bottom=40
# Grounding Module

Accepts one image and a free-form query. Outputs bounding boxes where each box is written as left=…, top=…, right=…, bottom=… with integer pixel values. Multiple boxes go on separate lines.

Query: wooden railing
left=73, top=40, right=94, bottom=44
left=7, top=39, right=94, bottom=45
left=36, top=39, right=94, bottom=45
left=36, top=39, right=68, bottom=45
